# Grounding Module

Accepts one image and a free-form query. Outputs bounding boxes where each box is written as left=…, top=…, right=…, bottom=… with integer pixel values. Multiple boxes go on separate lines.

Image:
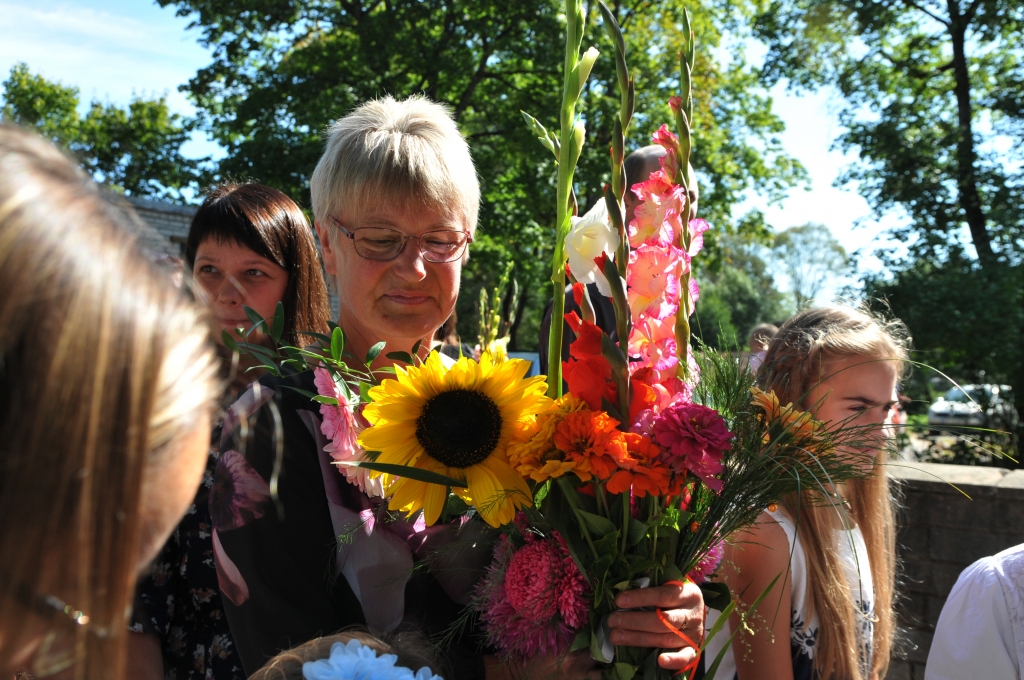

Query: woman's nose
left=392, top=240, right=428, bottom=279
left=216, top=276, right=245, bottom=305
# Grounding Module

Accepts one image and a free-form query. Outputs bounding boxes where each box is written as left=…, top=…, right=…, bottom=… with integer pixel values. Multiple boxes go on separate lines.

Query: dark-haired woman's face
left=194, top=238, right=289, bottom=345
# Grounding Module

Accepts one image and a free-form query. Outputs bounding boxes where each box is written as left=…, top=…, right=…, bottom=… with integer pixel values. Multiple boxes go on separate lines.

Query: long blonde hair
left=759, top=306, right=908, bottom=680
left=0, top=124, right=219, bottom=678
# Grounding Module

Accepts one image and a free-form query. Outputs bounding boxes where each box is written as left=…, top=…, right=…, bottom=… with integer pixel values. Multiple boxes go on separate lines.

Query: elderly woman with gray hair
left=212, top=95, right=704, bottom=679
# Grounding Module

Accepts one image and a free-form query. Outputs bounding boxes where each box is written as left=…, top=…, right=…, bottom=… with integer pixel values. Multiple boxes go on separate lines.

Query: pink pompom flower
left=478, top=530, right=590, bottom=660
left=652, top=402, right=734, bottom=492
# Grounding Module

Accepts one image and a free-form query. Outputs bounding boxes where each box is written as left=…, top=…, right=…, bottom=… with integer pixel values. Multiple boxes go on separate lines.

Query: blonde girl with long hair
left=0, top=124, right=219, bottom=679
left=704, top=306, right=906, bottom=680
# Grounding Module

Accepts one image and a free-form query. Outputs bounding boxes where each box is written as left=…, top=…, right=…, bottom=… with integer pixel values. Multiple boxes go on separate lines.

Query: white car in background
left=927, top=384, right=1019, bottom=433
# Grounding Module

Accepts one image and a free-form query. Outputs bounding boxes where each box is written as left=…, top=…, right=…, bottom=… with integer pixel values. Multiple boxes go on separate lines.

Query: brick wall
left=887, top=461, right=1024, bottom=679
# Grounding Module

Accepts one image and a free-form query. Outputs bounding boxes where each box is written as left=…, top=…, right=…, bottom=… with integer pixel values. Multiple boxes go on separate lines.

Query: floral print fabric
left=130, top=449, right=246, bottom=680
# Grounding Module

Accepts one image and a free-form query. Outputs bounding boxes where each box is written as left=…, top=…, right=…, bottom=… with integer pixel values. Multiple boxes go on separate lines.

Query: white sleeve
left=925, top=558, right=1019, bottom=680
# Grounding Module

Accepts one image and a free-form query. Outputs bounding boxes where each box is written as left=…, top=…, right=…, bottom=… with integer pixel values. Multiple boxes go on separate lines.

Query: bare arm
left=126, top=632, right=163, bottom=680
left=721, top=512, right=795, bottom=680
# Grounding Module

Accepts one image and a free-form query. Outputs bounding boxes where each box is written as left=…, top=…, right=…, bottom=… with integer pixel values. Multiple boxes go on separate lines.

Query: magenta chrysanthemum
left=652, top=402, right=734, bottom=492
left=478, top=531, right=590, bottom=660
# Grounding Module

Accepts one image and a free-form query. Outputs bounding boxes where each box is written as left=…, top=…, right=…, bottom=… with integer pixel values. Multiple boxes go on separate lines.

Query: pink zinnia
left=652, top=402, right=733, bottom=492
left=478, top=532, right=590, bottom=660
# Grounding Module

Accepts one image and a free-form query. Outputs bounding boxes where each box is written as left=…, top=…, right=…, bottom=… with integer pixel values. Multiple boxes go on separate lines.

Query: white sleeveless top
left=703, top=508, right=875, bottom=680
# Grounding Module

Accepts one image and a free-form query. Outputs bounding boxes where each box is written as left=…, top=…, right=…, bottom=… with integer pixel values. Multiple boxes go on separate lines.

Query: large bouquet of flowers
left=232, top=3, right=875, bottom=679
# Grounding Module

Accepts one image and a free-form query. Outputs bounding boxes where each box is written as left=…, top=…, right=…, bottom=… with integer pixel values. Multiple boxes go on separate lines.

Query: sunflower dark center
left=416, top=389, right=503, bottom=468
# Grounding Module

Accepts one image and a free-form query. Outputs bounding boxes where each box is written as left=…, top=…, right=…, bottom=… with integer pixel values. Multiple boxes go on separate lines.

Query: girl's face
left=193, top=239, right=289, bottom=346
left=806, top=354, right=899, bottom=470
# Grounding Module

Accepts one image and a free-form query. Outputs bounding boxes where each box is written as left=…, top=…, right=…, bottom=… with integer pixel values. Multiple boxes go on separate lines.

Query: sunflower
left=358, top=351, right=550, bottom=527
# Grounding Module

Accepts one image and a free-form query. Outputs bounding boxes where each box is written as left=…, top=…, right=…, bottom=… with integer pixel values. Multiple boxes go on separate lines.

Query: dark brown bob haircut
left=185, top=182, right=331, bottom=345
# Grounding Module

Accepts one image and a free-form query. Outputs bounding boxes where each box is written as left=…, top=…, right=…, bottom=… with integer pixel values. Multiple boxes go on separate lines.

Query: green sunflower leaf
left=350, top=461, right=468, bottom=489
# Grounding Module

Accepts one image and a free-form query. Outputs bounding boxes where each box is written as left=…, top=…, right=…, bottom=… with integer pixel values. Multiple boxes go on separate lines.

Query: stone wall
left=887, top=461, right=1024, bottom=679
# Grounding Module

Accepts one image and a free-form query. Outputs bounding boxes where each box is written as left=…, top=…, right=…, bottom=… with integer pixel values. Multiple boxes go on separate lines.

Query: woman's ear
left=314, top=220, right=338, bottom=276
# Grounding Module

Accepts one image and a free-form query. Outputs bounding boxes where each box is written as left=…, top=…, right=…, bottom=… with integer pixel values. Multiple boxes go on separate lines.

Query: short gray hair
left=310, top=95, right=480, bottom=235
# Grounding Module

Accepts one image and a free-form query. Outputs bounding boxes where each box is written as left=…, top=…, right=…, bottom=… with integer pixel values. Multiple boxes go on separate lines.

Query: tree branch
left=878, top=49, right=954, bottom=79
left=963, top=0, right=983, bottom=23
left=902, top=0, right=951, bottom=27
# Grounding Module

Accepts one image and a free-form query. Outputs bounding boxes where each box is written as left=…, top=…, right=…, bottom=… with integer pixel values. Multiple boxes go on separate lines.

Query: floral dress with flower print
left=131, top=385, right=273, bottom=680
left=131, top=448, right=246, bottom=680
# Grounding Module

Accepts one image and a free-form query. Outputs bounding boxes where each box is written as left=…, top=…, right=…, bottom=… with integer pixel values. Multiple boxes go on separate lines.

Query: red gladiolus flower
left=563, top=311, right=617, bottom=411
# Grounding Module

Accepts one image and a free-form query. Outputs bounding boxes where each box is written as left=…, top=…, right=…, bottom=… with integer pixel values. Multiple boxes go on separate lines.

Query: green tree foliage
left=160, top=0, right=806, bottom=349
left=694, top=236, right=792, bottom=349
left=754, top=1, right=1024, bottom=452
left=1, top=63, right=203, bottom=200
left=754, top=0, right=1024, bottom=264
left=772, top=223, right=848, bottom=309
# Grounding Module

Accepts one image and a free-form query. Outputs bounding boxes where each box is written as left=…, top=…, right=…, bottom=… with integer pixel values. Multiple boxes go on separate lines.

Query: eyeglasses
left=330, top=218, right=472, bottom=263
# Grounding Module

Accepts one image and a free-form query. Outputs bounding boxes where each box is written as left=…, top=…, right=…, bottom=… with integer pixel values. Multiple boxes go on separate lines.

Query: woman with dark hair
left=128, top=182, right=331, bottom=680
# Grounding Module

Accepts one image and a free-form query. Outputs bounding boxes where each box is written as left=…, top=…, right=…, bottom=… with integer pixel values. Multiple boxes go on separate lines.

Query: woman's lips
left=385, top=293, right=431, bottom=305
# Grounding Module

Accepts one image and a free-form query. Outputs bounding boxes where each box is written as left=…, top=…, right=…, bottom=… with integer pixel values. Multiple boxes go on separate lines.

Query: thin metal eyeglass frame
left=329, top=217, right=472, bottom=263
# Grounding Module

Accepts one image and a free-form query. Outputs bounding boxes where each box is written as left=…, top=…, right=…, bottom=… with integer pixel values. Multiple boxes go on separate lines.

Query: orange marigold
left=607, top=432, right=671, bottom=497
left=553, top=410, right=627, bottom=481
left=509, top=395, right=588, bottom=482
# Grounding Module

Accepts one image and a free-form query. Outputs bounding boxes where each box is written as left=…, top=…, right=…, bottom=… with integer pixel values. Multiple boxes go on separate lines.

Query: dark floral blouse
left=131, top=445, right=246, bottom=680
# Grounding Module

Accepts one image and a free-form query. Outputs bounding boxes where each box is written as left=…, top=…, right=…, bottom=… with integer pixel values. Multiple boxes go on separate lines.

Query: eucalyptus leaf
left=282, top=386, right=320, bottom=401
left=243, top=305, right=268, bottom=332
left=271, top=301, right=285, bottom=343
left=385, top=351, right=414, bottom=365
left=331, top=327, right=343, bottom=360
left=221, top=330, right=240, bottom=353
left=365, top=341, right=386, bottom=364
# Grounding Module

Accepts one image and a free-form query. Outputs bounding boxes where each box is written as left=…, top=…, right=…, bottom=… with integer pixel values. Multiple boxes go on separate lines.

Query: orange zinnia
left=553, top=410, right=627, bottom=481
left=607, top=433, right=671, bottom=497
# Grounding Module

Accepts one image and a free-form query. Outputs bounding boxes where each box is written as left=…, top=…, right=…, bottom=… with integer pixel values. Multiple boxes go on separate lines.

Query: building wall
left=126, top=195, right=196, bottom=257
left=887, top=461, right=1024, bottom=679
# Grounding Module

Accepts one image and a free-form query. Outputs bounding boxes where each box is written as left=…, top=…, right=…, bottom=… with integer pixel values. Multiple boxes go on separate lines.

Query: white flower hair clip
left=301, top=639, right=443, bottom=680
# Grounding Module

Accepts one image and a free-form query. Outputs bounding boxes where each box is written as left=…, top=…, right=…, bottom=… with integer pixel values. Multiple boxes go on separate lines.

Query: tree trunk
left=947, top=0, right=994, bottom=263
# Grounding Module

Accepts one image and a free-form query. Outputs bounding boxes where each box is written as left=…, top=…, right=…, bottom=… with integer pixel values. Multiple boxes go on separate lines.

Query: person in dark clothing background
left=538, top=144, right=700, bottom=372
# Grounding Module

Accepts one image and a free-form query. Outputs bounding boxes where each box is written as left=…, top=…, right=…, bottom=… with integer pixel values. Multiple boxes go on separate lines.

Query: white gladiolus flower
left=565, top=200, right=621, bottom=297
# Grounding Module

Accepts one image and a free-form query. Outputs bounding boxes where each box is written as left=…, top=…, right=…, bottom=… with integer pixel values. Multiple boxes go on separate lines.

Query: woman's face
left=137, top=413, right=211, bottom=568
left=193, top=239, right=289, bottom=346
left=806, top=355, right=898, bottom=471
left=317, top=201, right=463, bottom=357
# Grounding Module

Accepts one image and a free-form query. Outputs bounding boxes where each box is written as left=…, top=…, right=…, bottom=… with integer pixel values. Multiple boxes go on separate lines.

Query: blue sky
left=0, top=0, right=900, bottom=294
